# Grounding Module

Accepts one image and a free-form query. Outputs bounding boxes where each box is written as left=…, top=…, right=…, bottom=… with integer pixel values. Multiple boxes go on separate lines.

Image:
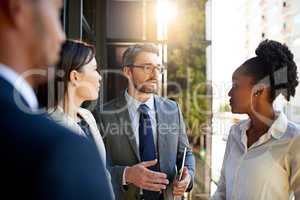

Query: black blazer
left=0, top=76, right=114, bottom=200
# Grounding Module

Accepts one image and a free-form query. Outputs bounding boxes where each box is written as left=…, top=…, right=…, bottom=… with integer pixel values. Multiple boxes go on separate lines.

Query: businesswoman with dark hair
left=37, top=40, right=114, bottom=197
left=211, top=40, right=300, bottom=200
left=48, top=39, right=106, bottom=159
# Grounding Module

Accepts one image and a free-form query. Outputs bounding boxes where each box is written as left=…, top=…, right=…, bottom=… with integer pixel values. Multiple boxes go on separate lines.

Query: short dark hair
left=238, top=39, right=298, bottom=101
left=57, top=39, right=95, bottom=79
left=122, top=43, right=159, bottom=67
left=37, top=39, right=96, bottom=108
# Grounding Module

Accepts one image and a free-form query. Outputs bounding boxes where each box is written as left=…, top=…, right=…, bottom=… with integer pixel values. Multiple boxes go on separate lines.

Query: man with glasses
left=94, top=44, right=195, bottom=200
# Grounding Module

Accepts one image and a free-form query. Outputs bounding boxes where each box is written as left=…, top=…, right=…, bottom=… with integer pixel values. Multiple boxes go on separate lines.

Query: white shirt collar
left=239, top=111, right=288, bottom=141
left=124, top=90, right=154, bottom=112
left=268, top=111, right=288, bottom=139
left=0, top=63, right=38, bottom=110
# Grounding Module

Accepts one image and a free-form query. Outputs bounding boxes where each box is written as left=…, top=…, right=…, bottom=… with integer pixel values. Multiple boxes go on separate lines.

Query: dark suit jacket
left=93, top=94, right=195, bottom=200
left=0, top=76, right=114, bottom=200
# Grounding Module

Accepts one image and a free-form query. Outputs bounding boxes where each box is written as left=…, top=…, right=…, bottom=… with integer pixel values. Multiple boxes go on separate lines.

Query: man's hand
left=172, top=167, right=191, bottom=197
left=125, top=159, right=169, bottom=191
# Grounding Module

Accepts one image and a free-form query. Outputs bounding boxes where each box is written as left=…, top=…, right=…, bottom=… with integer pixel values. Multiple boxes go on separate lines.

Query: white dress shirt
left=122, top=91, right=158, bottom=185
left=211, top=112, right=300, bottom=200
left=0, top=63, right=38, bottom=110
left=125, top=90, right=158, bottom=150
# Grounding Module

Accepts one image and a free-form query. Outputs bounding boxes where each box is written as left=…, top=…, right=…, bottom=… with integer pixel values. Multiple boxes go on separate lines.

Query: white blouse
left=211, top=112, right=300, bottom=200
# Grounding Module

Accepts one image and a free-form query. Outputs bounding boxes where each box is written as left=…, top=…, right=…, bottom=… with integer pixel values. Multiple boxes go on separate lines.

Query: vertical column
left=95, top=0, right=107, bottom=103
left=61, top=0, right=67, bottom=31
left=205, top=0, right=212, bottom=197
left=66, top=0, right=83, bottom=39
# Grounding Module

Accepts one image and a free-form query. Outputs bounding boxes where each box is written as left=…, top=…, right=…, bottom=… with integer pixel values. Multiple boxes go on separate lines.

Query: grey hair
left=122, top=43, right=159, bottom=67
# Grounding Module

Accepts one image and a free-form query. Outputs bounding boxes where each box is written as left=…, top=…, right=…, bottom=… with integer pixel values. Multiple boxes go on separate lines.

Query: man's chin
left=138, top=86, right=158, bottom=94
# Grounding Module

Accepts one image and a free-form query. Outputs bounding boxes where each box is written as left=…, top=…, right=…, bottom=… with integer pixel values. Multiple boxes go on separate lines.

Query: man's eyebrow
left=137, top=63, right=162, bottom=66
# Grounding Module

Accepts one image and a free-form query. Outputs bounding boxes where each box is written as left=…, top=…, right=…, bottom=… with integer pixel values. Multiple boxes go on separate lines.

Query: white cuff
left=122, top=167, right=128, bottom=185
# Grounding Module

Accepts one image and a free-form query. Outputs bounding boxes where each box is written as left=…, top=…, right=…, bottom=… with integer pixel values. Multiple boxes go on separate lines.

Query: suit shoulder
left=101, top=97, right=121, bottom=110
left=33, top=114, right=77, bottom=139
left=0, top=108, right=85, bottom=151
left=154, top=95, right=178, bottom=109
left=155, top=95, right=177, bottom=105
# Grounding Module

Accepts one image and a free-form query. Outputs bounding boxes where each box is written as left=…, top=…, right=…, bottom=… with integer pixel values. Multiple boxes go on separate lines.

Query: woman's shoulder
left=221, top=119, right=250, bottom=147
left=48, top=107, right=83, bottom=134
left=229, top=119, right=249, bottom=135
left=284, top=120, right=300, bottom=138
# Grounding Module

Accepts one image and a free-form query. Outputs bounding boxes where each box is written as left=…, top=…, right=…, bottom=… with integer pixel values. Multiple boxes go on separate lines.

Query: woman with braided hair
left=211, top=39, right=300, bottom=200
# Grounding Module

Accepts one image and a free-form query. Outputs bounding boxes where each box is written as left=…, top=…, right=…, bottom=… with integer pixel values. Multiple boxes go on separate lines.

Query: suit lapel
left=78, top=108, right=107, bottom=162
left=114, top=96, right=141, bottom=162
left=154, top=96, right=179, bottom=178
left=78, top=108, right=100, bottom=141
left=154, top=96, right=169, bottom=171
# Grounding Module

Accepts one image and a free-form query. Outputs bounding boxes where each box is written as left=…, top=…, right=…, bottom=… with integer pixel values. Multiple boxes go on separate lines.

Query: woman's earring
left=254, top=91, right=260, bottom=96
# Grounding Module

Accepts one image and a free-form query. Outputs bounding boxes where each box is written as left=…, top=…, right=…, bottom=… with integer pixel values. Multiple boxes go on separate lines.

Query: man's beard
left=133, top=81, right=158, bottom=94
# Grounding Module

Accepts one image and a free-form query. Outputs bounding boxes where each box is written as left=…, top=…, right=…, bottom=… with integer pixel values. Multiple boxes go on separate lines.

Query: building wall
left=242, top=0, right=300, bottom=122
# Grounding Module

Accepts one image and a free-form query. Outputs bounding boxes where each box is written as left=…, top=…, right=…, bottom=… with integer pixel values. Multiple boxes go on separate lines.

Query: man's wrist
left=122, top=167, right=129, bottom=185
left=185, top=172, right=193, bottom=191
left=186, top=173, right=191, bottom=187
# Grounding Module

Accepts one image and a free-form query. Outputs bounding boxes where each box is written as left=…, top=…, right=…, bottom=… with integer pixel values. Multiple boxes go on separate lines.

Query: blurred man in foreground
left=0, top=0, right=114, bottom=199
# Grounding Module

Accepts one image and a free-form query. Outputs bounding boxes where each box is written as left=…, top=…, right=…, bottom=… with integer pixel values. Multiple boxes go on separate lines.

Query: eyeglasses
left=130, top=64, right=165, bottom=74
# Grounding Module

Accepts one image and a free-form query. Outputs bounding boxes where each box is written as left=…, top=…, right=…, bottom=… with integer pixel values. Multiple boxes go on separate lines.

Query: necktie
left=138, top=104, right=161, bottom=200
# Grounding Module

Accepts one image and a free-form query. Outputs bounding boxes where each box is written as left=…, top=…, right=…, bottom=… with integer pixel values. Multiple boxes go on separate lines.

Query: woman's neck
left=248, top=104, right=275, bottom=131
left=246, top=104, right=276, bottom=147
left=61, top=90, right=83, bottom=122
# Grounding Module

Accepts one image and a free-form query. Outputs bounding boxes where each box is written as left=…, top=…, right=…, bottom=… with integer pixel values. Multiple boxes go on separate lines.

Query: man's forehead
left=134, top=52, right=161, bottom=64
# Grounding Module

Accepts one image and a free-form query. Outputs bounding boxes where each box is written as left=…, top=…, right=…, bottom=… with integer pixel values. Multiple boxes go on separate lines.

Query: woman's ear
left=69, top=70, right=80, bottom=86
left=254, top=90, right=262, bottom=96
left=253, top=83, right=268, bottom=97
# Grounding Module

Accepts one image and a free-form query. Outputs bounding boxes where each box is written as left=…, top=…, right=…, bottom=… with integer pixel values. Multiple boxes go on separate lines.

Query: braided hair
left=239, top=39, right=298, bottom=101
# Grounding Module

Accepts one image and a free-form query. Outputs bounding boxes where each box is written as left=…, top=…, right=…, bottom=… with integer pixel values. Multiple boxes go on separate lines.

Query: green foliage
left=219, top=103, right=231, bottom=113
left=167, top=0, right=208, bottom=137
